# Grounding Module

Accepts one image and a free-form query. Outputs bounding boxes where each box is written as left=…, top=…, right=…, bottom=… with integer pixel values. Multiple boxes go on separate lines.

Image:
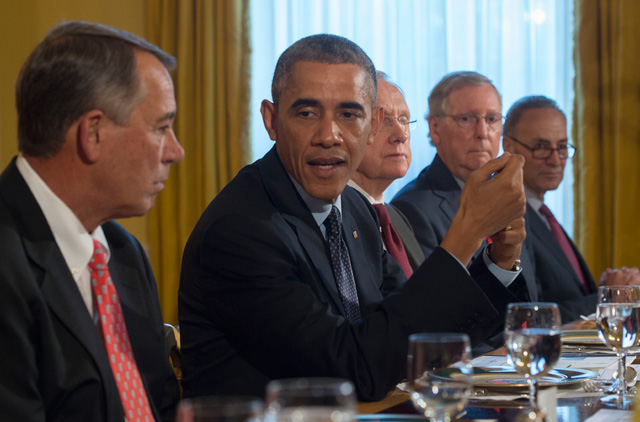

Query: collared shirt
left=347, top=180, right=381, bottom=205
left=289, top=175, right=342, bottom=240
left=16, top=155, right=109, bottom=319
left=525, top=187, right=551, bottom=231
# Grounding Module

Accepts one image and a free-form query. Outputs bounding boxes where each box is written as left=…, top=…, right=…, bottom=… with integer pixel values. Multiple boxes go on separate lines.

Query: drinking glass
left=176, top=396, right=263, bottom=422
left=264, top=377, right=356, bottom=422
left=596, top=285, right=640, bottom=409
left=406, top=333, right=472, bottom=422
left=504, top=302, right=562, bottom=413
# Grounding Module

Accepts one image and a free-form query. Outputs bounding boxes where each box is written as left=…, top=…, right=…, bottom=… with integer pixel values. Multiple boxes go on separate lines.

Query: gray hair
left=376, top=70, right=405, bottom=97
left=503, top=95, right=566, bottom=137
left=271, top=34, right=377, bottom=107
left=427, top=71, right=501, bottom=118
left=16, top=21, right=176, bottom=157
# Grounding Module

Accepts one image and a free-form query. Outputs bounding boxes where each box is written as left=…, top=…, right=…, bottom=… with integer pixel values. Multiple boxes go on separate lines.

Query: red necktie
left=538, top=205, right=590, bottom=293
left=372, top=204, right=413, bottom=278
left=89, top=240, right=155, bottom=422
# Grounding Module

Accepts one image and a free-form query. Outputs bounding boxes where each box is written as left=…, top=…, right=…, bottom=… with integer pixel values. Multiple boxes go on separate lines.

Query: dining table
left=356, top=319, right=637, bottom=422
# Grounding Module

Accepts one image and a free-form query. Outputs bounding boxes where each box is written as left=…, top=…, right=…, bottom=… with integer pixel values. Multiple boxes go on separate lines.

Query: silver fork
left=582, top=379, right=615, bottom=393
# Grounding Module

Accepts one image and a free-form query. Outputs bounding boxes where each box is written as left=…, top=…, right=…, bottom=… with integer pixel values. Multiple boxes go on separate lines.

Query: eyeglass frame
left=444, top=113, right=504, bottom=130
left=507, top=135, right=576, bottom=159
left=380, top=114, right=417, bottom=132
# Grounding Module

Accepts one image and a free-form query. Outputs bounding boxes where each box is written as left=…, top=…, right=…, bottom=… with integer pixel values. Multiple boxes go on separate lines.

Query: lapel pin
left=353, top=231, right=358, bottom=239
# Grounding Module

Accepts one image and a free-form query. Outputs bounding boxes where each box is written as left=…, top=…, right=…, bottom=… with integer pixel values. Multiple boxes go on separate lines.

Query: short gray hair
left=16, top=21, right=176, bottom=157
left=503, top=95, right=566, bottom=137
left=271, top=34, right=377, bottom=107
left=427, top=71, right=500, bottom=118
left=376, top=71, right=405, bottom=97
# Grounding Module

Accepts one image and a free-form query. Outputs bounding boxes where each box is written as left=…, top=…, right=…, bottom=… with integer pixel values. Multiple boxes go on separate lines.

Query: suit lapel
left=426, top=155, right=461, bottom=223
left=0, top=160, right=115, bottom=389
left=341, top=206, right=381, bottom=304
left=258, top=148, right=347, bottom=315
left=528, top=204, right=586, bottom=293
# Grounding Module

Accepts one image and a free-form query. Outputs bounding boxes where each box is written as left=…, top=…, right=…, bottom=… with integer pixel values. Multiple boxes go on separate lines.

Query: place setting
left=398, top=293, right=640, bottom=422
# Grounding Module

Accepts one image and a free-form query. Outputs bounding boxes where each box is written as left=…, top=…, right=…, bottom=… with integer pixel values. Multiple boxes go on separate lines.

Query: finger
left=468, top=152, right=513, bottom=182
left=489, top=154, right=525, bottom=184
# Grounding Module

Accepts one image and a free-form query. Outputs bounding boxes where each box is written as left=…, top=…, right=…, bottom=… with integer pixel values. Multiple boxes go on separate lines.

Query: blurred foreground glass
left=265, top=378, right=356, bottom=422
left=596, top=285, right=640, bottom=409
left=407, top=333, right=472, bottom=422
left=505, top=302, right=561, bottom=415
left=176, top=396, right=263, bottom=422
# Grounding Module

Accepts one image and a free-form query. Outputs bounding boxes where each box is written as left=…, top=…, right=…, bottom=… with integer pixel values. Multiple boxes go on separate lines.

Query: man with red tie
left=0, top=21, right=183, bottom=421
left=348, top=72, right=423, bottom=276
left=502, top=95, right=640, bottom=322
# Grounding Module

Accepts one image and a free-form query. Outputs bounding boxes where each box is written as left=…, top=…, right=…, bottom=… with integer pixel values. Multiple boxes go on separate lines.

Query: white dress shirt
left=16, top=155, right=109, bottom=319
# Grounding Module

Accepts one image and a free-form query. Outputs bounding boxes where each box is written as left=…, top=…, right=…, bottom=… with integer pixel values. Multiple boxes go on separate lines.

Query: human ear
left=74, top=110, right=105, bottom=163
left=260, top=100, right=278, bottom=141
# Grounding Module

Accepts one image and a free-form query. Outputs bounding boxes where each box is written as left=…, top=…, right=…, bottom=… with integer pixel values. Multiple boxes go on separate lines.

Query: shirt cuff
left=482, top=245, right=520, bottom=287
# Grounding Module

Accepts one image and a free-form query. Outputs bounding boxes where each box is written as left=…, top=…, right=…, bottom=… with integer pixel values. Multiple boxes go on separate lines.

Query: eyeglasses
left=445, top=113, right=504, bottom=130
left=508, top=136, right=576, bottom=159
left=380, top=115, right=417, bottom=132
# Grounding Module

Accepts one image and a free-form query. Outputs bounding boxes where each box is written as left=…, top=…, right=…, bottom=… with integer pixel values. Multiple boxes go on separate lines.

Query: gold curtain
left=573, top=0, right=640, bottom=280
left=144, top=0, right=251, bottom=324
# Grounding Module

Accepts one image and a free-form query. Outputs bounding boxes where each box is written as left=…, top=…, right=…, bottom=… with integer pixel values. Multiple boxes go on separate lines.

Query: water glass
left=176, top=396, right=263, bottom=422
left=504, top=302, right=561, bottom=413
left=407, top=333, right=472, bottom=422
left=596, top=285, right=640, bottom=409
left=265, top=377, right=356, bottom=422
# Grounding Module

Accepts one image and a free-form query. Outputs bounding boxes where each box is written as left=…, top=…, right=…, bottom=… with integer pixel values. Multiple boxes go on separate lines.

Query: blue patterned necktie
left=324, top=206, right=362, bottom=324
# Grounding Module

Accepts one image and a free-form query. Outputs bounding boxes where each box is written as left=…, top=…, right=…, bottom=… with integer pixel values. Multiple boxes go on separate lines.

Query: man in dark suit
left=348, top=72, right=424, bottom=274
left=392, top=71, right=538, bottom=301
left=0, top=22, right=183, bottom=421
left=179, top=34, right=527, bottom=402
left=502, top=95, right=640, bottom=322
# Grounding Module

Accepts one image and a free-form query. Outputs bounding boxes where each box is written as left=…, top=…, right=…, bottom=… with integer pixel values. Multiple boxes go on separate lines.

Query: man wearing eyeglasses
left=392, top=71, right=538, bottom=304
left=348, top=72, right=424, bottom=276
left=503, top=95, right=640, bottom=322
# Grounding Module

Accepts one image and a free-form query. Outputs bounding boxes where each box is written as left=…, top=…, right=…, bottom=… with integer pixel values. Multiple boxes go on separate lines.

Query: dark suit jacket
left=0, top=158, right=179, bottom=422
left=179, top=147, right=522, bottom=402
left=391, top=154, right=538, bottom=302
left=526, top=204, right=597, bottom=322
left=386, top=203, right=425, bottom=270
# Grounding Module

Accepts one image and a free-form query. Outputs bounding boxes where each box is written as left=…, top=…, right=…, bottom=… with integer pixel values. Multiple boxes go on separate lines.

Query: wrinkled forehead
left=445, top=83, right=502, bottom=113
left=280, top=61, right=376, bottom=109
left=280, top=60, right=377, bottom=105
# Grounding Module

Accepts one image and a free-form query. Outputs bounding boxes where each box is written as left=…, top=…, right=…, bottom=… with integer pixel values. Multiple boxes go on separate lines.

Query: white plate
left=432, top=366, right=599, bottom=388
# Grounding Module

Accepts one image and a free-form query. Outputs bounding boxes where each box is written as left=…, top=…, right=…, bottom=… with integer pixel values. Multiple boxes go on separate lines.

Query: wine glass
left=504, top=302, right=562, bottom=414
left=264, top=377, right=356, bottom=422
left=406, top=333, right=472, bottom=422
left=596, top=285, right=640, bottom=409
left=176, top=396, right=263, bottom=422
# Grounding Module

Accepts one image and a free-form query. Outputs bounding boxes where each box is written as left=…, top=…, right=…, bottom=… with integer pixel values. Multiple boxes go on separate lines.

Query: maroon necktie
left=538, top=204, right=590, bottom=293
left=89, top=240, right=156, bottom=422
left=372, top=204, right=413, bottom=278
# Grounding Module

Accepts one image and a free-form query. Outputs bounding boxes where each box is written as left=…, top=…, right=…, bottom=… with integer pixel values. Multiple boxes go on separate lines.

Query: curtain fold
left=574, top=0, right=640, bottom=280
left=145, top=0, right=251, bottom=324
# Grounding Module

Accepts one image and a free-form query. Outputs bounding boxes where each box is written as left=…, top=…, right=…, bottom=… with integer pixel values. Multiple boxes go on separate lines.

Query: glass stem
left=528, top=377, right=539, bottom=410
left=617, top=352, right=627, bottom=402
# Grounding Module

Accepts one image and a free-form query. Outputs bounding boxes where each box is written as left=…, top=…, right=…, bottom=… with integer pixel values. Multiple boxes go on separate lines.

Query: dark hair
left=503, top=95, right=566, bottom=137
left=427, top=71, right=501, bottom=118
left=16, top=21, right=176, bottom=157
left=271, top=34, right=377, bottom=107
